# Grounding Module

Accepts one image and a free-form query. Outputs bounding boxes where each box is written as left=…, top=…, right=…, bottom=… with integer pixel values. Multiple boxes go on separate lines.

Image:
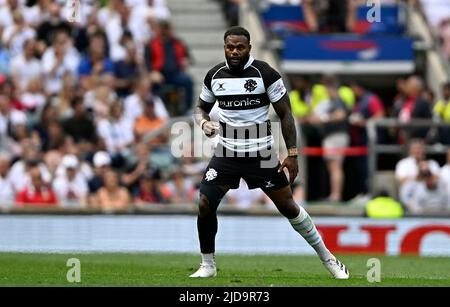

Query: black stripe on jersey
left=216, top=94, right=270, bottom=110
left=213, top=67, right=261, bottom=79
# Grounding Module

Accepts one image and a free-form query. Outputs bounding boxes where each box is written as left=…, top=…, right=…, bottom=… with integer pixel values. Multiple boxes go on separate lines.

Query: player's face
left=224, top=35, right=251, bottom=70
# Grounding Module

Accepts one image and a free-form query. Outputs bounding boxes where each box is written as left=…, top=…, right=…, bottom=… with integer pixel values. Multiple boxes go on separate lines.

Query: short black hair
left=224, top=26, right=250, bottom=43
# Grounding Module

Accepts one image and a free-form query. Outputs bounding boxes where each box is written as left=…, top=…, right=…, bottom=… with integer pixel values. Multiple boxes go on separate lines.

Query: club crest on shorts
left=205, top=168, right=218, bottom=181
left=244, top=79, right=257, bottom=92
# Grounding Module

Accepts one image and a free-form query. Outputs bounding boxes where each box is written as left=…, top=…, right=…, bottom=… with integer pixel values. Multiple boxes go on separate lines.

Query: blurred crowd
left=0, top=0, right=203, bottom=210
left=289, top=74, right=450, bottom=210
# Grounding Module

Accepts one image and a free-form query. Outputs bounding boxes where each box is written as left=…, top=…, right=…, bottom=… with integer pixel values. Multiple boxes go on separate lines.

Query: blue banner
left=282, top=35, right=414, bottom=62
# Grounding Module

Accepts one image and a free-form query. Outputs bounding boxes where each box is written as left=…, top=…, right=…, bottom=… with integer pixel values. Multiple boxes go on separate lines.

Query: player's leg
left=263, top=186, right=349, bottom=279
left=189, top=183, right=232, bottom=278
left=190, top=154, right=240, bottom=277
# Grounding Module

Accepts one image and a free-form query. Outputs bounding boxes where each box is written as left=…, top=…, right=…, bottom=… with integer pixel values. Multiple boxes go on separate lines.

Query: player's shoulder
left=251, top=59, right=280, bottom=75
left=206, top=62, right=227, bottom=77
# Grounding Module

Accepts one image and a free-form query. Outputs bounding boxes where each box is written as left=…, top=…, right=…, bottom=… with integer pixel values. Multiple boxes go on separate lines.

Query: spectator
left=62, top=96, right=97, bottom=147
left=78, top=31, right=114, bottom=91
left=433, top=81, right=450, bottom=144
left=96, top=169, right=131, bottom=210
left=10, top=38, right=41, bottom=92
left=113, top=33, right=142, bottom=98
left=349, top=81, right=385, bottom=196
left=87, top=150, right=112, bottom=197
left=36, top=1, right=72, bottom=48
left=395, top=76, right=432, bottom=140
left=7, top=139, right=51, bottom=193
left=2, top=10, right=36, bottom=58
left=302, top=0, right=358, bottom=33
left=41, top=30, right=80, bottom=96
left=146, top=20, right=193, bottom=113
left=408, top=162, right=449, bottom=214
left=0, top=93, right=26, bottom=139
left=0, top=153, right=14, bottom=206
left=123, top=77, right=168, bottom=125
left=289, top=76, right=312, bottom=124
left=121, top=142, right=152, bottom=193
left=20, top=77, right=46, bottom=115
left=133, top=170, right=165, bottom=205
left=128, top=0, right=158, bottom=51
left=15, top=161, right=58, bottom=207
left=52, top=154, right=88, bottom=207
left=307, top=76, right=349, bottom=201
left=97, top=100, right=134, bottom=168
left=395, top=139, right=440, bottom=205
left=166, top=169, right=196, bottom=204
left=134, top=96, right=168, bottom=144
left=51, top=74, right=77, bottom=120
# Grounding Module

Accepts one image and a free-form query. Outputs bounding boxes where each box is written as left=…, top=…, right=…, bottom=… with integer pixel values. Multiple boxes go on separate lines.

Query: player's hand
left=202, top=121, right=221, bottom=138
left=278, top=156, right=299, bottom=184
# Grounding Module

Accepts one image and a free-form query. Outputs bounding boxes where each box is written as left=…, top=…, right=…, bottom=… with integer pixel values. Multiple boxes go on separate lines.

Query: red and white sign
left=315, top=218, right=450, bottom=256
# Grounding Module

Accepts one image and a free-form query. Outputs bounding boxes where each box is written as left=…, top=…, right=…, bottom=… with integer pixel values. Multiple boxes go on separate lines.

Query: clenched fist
left=202, top=121, right=221, bottom=138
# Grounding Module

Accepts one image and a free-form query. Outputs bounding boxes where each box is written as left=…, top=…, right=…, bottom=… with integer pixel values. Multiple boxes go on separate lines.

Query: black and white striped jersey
left=199, top=55, right=287, bottom=153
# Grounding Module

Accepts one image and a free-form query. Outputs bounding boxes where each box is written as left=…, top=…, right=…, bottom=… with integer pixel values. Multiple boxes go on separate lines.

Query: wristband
left=200, top=119, right=208, bottom=130
left=288, top=147, right=298, bottom=157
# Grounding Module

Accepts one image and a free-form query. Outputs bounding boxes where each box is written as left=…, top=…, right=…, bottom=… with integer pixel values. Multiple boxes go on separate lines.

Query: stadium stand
left=0, top=0, right=448, bottom=217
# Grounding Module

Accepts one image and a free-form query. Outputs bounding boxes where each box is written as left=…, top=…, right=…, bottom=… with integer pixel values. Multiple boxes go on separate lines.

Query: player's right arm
left=194, top=70, right=220, bottom=137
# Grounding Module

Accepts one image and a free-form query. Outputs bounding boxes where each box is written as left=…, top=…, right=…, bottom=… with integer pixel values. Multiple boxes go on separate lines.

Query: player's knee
left=198, top=193, right=213, bottom=217
left=275, top=199, right=299, bottom=219
left=198, top=184, right=225, bottom=217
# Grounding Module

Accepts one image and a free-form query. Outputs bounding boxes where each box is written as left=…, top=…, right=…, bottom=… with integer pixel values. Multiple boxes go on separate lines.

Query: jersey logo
left=244, top=79, right=257, bottom=92
left=216, top=83, right=226, bottom=91
left=205, top=168, right=218, bottom=181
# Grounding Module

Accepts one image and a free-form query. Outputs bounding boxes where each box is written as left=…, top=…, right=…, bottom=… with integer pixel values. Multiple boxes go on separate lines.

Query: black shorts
left=200, top=153, right=289, bottom=191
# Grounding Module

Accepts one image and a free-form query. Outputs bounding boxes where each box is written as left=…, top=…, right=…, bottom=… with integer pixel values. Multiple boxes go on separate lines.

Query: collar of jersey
left=225, top=55, right=254, bottom=70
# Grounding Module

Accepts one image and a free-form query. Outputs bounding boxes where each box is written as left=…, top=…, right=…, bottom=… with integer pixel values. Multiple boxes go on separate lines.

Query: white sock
left=201, top=253, right=215, bottom=266
left=289, top=206, right=333, bottom=262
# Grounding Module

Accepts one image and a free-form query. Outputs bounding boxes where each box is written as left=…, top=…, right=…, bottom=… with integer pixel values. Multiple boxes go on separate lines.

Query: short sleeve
left=267, top=78, right=287, bottom=103
left=199, top=71, right=216, bottom=103
left=262, top=64, right=287, bottom=103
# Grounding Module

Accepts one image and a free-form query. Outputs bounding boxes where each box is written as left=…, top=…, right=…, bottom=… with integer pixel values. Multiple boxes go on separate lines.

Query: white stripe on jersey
left=200, top=83, right=215, bottom=103
left=219, top=106, right=269, bottom=126
left=220, top=135, right=274, bottom=153
left=211, top=78, right=265, bottom=96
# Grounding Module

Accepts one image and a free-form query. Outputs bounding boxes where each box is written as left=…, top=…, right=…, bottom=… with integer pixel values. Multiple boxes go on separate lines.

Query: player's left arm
left=272, top=94, right=299, bottom=184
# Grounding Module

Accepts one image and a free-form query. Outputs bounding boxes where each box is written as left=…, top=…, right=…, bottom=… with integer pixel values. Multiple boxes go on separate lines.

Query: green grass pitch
left=0, top=253, right=449, bottom=286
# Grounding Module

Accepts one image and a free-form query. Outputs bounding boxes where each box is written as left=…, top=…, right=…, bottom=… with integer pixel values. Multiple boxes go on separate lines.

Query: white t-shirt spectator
left=409, top=179, right=450, bottom=214
left=2, top=25, right=36, bottom=58
left=123, top=93, right=168, bottom=124
left=55, top=161, right=93, bottom=181
left=10, top=52, right=41, bottom=91
left=7, top=160, right=51, bottom=193
left=53, top=173, right=88, bottom=207
left=0, top=109, right=27, bottom=136
left=97, top=118, right=135, bottom=154
left=20, top=92, right=46, bottom=111
left=395, top=157, right=440, bottom=182
left=41, top=46, right=80, bottom=95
